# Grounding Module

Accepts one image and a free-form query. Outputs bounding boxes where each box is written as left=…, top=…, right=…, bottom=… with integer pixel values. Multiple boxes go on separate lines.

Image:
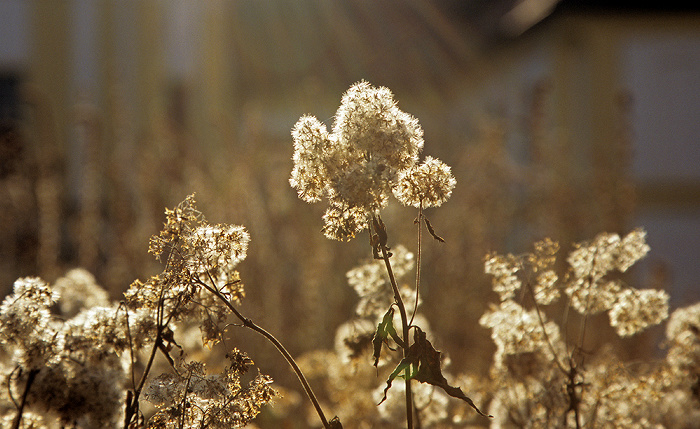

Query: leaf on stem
left=424, top=218, right=445, bottom=243
left=379, top=328, right=491, bottom=417
left=373, top=307, right=404, bottom=367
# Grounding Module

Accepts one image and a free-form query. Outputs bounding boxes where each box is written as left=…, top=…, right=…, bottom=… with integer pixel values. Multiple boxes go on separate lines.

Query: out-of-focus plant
left=290, top=80, right=489, bottom=428
left=479, top=229, right=700, bottom=428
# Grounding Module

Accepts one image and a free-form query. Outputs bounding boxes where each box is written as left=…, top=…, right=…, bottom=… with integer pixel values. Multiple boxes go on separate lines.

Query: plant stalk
left=376, top=227, right=414, bottom=429
left=11, top=368, right=38, bottom=429
left=199, top=280, right=332, bottom=429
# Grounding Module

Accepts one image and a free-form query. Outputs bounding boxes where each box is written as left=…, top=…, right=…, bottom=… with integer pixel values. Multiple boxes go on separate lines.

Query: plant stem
left=11, top=368, right=38, bottom=429
left=409, top=205, right=423, bottom=328
left=525, top=281, right=567, bottom=375
left=124, top=283, right=170, bottom=429
left=198, top=280, right=332, bottom=429
left=373, top=216, right=413, bottom=429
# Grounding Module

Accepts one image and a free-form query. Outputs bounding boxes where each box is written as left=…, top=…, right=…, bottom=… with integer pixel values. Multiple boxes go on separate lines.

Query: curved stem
left=197, top=280, right=331, bottom=429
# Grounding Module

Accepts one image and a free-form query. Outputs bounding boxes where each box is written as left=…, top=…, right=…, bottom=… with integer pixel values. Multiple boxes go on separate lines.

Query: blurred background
left=1, top=0, right=699, bottom=411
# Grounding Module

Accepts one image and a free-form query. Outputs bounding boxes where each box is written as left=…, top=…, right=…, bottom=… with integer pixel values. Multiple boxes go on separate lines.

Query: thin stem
left=117, top=302, right=138, bottom=392
left=197, top=279, right=332, bottom=429
left=124, top=279, right=169, bottom=428
left=124, top=325, right=161, bottom=428
left=525, top=281, right=567, bottom=375
left=11, top=368, right=39, bottom=429
left=409, top=205, right=423, bottom=328
left=575, top=247, right=602, bottom=363
left=373, top=214, right=413, bottom=429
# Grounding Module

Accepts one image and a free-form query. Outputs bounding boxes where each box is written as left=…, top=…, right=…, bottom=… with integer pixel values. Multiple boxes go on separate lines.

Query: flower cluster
left=665, top=302, right=700, bottom=390
left=144, top=350, right=276, bottom=429
left=0, top=196, right=280, bottom=428
left=0, top=275, right=128, bottom=427
left=479, top=299, right=564, bottom=373
left=126, top=194, right=248, bottom=347
left=290, top=81, right=455, bottom=240
left=483, top=229, right=668, bottom=338
left=479, top=229, right=685, bottom=427
left=0, top=277, right=58, bottom=370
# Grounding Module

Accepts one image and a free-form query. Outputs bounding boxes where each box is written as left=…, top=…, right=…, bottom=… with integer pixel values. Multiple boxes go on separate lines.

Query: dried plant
left=478, top=229, right=700, bottom=428
left=2, top=81, right=699, bottom=429
left=0, top=196, right=311, bottom=428
left=290, top=81, right=488, bottom=428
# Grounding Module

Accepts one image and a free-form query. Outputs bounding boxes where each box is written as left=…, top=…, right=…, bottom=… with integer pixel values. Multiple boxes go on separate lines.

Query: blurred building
left=447, top=1, right=700, bottom=307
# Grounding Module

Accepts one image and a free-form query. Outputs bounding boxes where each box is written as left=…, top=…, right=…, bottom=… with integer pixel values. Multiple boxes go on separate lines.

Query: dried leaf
left=379, top=328, right=491, bottom=417
left=424, top=218, right=445, bottom=243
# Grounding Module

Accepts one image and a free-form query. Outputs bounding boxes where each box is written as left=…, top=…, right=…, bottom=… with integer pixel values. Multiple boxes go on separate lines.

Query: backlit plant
left=1, top=82, right=699, bottom=429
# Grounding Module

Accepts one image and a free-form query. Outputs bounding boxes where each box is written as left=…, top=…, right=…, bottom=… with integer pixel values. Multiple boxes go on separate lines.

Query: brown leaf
left=379, top=327, right=491, bottom=417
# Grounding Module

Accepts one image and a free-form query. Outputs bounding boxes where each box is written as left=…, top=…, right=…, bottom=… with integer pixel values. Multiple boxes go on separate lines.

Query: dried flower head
left=564, top=229, right=664, bottom=330
left=484, top=253, right=523, bottom=301
left=333, top=81, right=424, bottom=173
left=393, top=156, right=456, bottom=208
left=665, top=302, right=700, bottom=387
left=533, top=270, right=559, bottom=305
left=565, top=278, right=622, bottom=315
left=290, top=81, right=455, bottom=240
left=145, top=351, right=276, bottom=428
left=149, top=194, right=202, bottom=259
left=479, top=299, right=563, bottom=371
left=608, top=288, right=669, bottom=337
left=567, top=229, right=650, bottom=282
left=54, top=268, right=110, bottom=317
left=185, top=225, right=250, bottom=274
left=0, top=277, right=59, bottom=369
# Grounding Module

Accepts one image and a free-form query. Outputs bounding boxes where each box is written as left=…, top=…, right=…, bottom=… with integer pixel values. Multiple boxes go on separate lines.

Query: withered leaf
left=424, top=218, right=445, bottom=243
left=379, top=327, right=491, bottom=417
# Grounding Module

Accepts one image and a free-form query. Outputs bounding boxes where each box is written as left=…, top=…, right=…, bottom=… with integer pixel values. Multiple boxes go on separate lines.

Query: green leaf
left=372, top=307, right=403, bottom=367
left=377, top=355, right=417, bottom=405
